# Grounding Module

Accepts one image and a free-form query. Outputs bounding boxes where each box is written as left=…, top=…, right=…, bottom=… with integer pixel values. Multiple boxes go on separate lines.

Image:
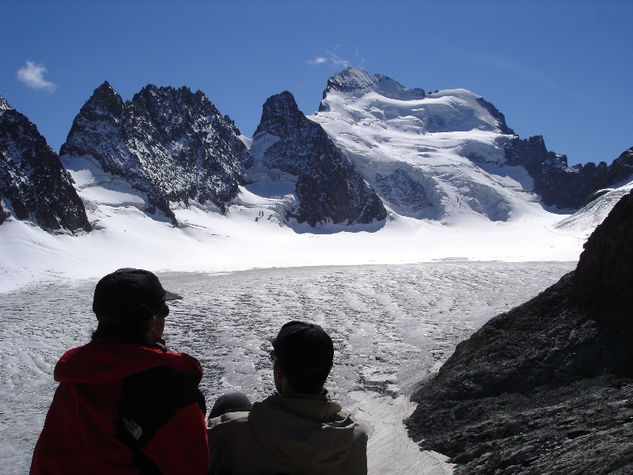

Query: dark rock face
left=407, top=190, right=633, bottom=473
left=504, top=138, right=633, bottom=211
left=251, top=91, right=386, bottom=227
left=61, top=82, right=249, bottom=224
left=599, top=147, right=633, bottom=189
left=504, top=135, right=606, bottom=210
left=0, top=97, right=90, bottom=232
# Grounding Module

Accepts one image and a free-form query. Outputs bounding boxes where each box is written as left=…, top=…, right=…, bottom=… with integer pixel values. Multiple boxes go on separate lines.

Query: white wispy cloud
left=327, top=50, right=350, bottom=68
left=16, top=60, right=57, bottom=92
left=308, top=49, right=353, bottom=69
left=309, top=56, right=327, bottom=65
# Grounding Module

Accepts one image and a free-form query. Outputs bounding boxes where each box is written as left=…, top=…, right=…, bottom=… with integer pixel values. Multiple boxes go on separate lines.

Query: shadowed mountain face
left=60, top=82, right=250, bottom=224
left=0, top=97, right=90, bottom=233
left=406, top=190, right=633, bottom=473
left=250, top=91, right=386, bottom=227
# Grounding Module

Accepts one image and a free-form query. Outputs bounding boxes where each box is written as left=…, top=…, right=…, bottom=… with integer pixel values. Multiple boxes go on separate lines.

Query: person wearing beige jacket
left=207, top=321, right=368, bottom=475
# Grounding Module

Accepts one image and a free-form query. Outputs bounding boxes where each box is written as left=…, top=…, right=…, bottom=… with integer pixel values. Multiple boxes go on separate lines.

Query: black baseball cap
left=272, top=321, right=334, bottom=374
left=92, top=268, right=182, bottom=324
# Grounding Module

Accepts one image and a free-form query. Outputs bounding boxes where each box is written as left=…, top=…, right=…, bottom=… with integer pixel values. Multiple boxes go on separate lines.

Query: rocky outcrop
left=0, top=97, right=90, bottom=232
left=61, top=82, right=250, bottom=224
left=504, top=138, right=633, bottom=211
left=407, top=189, right=633, bottom=473
left=599, top=146, right=633, bottom=189
left=503, top=135, right=606, bottom=210
left=249, top=91, right=386, bottom=227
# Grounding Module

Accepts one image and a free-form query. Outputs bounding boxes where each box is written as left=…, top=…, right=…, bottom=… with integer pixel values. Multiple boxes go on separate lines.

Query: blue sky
left=2, top=0, right=632, bottom=166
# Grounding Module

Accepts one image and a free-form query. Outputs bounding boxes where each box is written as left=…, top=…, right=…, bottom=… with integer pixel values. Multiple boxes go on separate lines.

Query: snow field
left=0, top=262, right=574, bottom=474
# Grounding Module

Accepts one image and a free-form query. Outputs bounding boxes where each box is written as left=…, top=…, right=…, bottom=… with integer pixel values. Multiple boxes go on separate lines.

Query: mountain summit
left=313, top=68, right=530, bottom=221
left=313, top=67, right=633, bottom=221
left=60, top=82, right=250, bottom=224
left=319, top=66, right=426, bottom=106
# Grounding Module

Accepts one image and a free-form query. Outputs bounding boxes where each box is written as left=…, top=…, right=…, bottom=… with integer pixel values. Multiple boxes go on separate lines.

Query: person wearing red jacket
left=30, top=268, right=209, bottom=474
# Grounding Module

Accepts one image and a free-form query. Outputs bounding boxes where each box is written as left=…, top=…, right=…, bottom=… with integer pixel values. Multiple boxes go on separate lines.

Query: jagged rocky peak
left=60, top=81, right=126, bottom=161
left=319, top=67, right=425, bottom=111
left=61, top=82, right=125, bottom=145
left=89, top=81, right=124, bottom=116
left=0, top=96, right=12, bottom=112
left=251, top=90, right=386, bottom=227
left=61, top=82, right=250, bottom=224
left=0, top=96, right=90, bottom=232
left=255, top=90, right=306, bottom=138
left=131, top=84, right=218, bottom=127
left=600, top=146, right=633, bottom=188
left=503, top=135, right=631, bottom=210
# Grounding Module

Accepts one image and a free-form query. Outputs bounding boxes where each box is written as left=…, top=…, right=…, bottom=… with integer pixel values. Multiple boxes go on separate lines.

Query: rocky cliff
left=406, top=190, right=633, bottom=473
left=0, top=96, right=90, bottom=232
left=60, top=82, right=250, bottom=224
left=249, top=91, right=386, bottom=227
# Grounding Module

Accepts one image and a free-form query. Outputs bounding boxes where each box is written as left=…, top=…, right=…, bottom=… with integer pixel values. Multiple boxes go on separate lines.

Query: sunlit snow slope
left=312, top=67, right=540, bottom=222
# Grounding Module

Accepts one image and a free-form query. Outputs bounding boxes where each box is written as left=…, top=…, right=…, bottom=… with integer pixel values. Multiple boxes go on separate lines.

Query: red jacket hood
left=54, top=338, right=202, bottom=384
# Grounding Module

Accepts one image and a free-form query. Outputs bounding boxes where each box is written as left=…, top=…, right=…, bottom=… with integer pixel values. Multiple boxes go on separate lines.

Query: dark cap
left=92, top=268, right=182, bottom=324
left=272, top=321, right=334, bottom=374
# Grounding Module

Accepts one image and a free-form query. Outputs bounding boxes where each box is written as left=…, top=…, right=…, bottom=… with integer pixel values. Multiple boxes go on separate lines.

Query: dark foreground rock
left=407, top=190, right=633, bottom=473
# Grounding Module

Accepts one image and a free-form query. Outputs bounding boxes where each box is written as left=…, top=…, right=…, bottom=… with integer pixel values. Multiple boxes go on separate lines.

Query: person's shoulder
left=208, top=410, right=250, bottom=429
left=207, top=411, right=252, bottom=448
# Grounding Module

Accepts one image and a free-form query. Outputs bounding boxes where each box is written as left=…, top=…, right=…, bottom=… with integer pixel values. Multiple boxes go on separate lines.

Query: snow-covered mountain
left=0, top=96, right=90, bottom=233
left=311, top=67, right=633, bottom=221
left=248, top=91, right=386, bottom=228
left=311, top=68, right=538, bottom=222
left=60, top=82, right=250, bottom=225
left=2, top=68, right=632, bottom=241
left=3, top=70, right=631, bottom=292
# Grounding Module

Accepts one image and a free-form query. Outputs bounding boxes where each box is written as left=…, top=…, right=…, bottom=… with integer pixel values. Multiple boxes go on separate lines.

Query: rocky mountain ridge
left=1, top=67, right=631, bottom=233
left=60, top=82, right=249, bottom=225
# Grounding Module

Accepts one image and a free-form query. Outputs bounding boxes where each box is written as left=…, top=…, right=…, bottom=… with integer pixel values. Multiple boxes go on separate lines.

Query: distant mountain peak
left=79, top=81, right=125, bottom=121
left=251, top=90, right=387, bottom=227
left=254, top=91, right=306, bottom=139
left=61, top=81, right=249, bottom=224
left=0, top=96, right=12, bottom=113
left=319, top=67, right=425, bottom=111
left=92, top=81, right=120, bottom=102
